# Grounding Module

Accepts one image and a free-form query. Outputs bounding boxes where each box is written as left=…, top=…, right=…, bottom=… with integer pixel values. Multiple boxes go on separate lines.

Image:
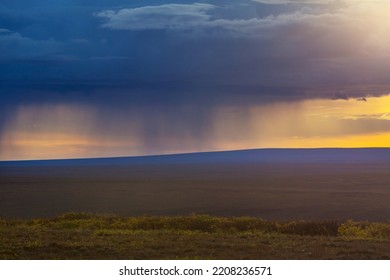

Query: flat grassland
left=1, top=213, right=390, bottom=260
left=1, top=149, right=390, bottom=259
left=1, top=162, right=390, bottom=221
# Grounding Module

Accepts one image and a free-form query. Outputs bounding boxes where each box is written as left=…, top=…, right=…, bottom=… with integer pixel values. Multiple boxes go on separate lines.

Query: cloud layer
left=96, top=3, right=215, bottom=30
left=1, top=0, right=389, bottom=101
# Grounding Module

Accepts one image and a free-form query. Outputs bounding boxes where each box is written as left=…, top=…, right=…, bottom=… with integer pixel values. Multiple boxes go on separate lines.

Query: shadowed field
left=1, top=213, right=390, bottom=260
left=1, top=149, right=390, bottom=221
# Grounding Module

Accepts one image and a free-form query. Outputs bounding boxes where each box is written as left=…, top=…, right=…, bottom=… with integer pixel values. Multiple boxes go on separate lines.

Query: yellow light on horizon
left=1, top=94, right=390, bottom=160
left=212, top=93, right=390, bottom=151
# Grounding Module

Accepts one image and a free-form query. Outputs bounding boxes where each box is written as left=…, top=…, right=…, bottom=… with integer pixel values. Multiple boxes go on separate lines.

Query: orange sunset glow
left=1, top=94, right=390, bottom=160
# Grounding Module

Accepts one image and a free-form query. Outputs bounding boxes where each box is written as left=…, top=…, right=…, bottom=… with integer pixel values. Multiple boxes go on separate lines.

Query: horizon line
left=1, top=146, right=390, bottom=163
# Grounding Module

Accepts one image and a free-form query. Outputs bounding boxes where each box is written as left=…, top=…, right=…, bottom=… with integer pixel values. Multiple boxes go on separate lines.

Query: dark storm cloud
left=1, top=1, right=390, bottom=110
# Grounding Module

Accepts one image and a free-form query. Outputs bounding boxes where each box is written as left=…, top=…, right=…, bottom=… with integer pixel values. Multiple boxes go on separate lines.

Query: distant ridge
left=1, top=148, right=390, bottom=167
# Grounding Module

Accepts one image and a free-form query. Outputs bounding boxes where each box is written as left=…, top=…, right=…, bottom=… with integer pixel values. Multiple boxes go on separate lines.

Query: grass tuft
left=338, top=220, right=390, bottom=240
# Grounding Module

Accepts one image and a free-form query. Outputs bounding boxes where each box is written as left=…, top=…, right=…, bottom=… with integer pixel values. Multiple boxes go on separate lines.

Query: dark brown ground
left=1, top=162, right=390, bottom=221
left=3, top=229, right=390, bottom=260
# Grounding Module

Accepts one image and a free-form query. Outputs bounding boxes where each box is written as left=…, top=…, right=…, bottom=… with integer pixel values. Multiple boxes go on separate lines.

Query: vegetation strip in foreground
left=1, top=213, right=390, bottom=260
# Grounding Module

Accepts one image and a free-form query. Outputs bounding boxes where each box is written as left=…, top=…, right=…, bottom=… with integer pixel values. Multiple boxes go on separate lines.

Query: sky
left=1, top=0, right=390, bottom=160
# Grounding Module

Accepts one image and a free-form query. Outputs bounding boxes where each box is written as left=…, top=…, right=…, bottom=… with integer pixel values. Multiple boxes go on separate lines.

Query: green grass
left=1, top=213, right=390, bottom=259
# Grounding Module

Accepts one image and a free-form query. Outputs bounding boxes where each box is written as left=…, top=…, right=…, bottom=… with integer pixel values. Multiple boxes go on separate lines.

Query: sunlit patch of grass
left=338, top=220, right=390, bottom=240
